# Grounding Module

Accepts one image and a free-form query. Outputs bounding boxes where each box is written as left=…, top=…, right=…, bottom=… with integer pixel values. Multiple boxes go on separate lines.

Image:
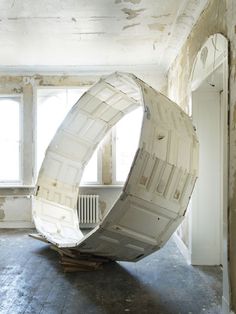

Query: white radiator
left=77, top=195, right=100, bottom=228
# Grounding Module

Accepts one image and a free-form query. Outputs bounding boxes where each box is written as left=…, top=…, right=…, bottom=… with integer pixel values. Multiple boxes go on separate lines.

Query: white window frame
left=0, top=95, right=23, bottom=185
left=112, top=126, right=122, bottom=185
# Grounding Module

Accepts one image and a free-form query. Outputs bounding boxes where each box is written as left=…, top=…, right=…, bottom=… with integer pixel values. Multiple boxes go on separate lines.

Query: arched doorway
left=190, top=33, right=229, bottom=313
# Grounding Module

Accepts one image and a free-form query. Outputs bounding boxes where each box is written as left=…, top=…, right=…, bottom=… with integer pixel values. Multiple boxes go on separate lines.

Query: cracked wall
left=0, top=74, right=99, bottom=227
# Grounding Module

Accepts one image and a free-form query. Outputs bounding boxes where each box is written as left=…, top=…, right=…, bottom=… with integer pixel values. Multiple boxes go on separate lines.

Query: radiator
left=77, top=195, right=100, bottom=228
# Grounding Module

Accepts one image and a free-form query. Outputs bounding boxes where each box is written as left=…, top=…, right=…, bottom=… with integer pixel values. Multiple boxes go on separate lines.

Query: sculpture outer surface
left=33, top=72, right=198, bottom=261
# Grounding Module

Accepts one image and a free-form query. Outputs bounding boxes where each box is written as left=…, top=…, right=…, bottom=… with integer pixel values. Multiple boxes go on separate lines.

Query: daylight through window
left=0, top=97, right=21, bottom=182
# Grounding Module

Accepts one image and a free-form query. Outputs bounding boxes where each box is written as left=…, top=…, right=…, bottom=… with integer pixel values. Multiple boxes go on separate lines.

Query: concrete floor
left=0, top=229, right=222, bottom=314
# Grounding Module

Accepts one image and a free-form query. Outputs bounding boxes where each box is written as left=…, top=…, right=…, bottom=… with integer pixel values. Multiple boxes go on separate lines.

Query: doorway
left=190, top=34, right=229, bottom=313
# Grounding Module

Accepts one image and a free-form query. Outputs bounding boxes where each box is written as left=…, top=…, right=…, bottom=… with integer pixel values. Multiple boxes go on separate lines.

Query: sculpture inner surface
left=33, top=72, right=198, bottom=261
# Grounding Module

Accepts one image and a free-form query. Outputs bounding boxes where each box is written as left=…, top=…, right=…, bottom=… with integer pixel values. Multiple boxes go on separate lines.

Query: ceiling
left=0, top=0, right=208, bottom=82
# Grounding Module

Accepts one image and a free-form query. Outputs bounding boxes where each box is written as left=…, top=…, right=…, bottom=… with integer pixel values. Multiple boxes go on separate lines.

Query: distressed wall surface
left=0, top=0, right=208, bottom=89
left=0, top=74, right=98, bottom=227
left=0, top=71, right=165, bottom=228
left=167, top=0, right=236, bottom=312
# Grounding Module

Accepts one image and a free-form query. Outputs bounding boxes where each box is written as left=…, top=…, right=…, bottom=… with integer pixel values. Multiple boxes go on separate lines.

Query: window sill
left=0, top=185, right=35, bottom=197
left=0, top=185, right=35, bottom=188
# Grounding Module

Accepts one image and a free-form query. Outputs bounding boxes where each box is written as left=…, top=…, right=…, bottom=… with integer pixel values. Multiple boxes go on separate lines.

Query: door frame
left=190, top=33, right=229, bottom=314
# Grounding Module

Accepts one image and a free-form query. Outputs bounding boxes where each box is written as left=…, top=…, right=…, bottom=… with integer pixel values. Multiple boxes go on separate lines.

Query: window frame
left=36, top=86, right=103, bottom=186
left=0, top=94, right=23, bottom=185
left=35, top=86, right=142, bottom=187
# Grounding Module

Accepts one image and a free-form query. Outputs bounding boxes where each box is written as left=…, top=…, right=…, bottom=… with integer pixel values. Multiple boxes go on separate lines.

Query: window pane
left=37, top=88, right=88, bottom=175
left=115, top=107, right=143, bottom=182
left=0, top=98, right=20, bottom=182
left=81, top=149, right=98, bottom=184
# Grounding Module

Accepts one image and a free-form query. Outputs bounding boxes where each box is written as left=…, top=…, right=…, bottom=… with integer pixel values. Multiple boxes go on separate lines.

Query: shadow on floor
left=0, top=229, right=222, bottom=314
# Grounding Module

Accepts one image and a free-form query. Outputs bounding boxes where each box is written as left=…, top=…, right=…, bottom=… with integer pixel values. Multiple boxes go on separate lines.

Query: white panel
left=118, top=204, right=170, bottom=239
left=33, top=72, right=198, bottom=261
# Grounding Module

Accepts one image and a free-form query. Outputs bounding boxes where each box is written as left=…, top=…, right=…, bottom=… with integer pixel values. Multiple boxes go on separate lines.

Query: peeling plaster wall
left=167, top=0, right=236, bottom=311
left=0, top=195, right=32, bottom=228
left=0, top=70, right=163, bottom=228
left=0, top=74, right=99, bottom=228
left=168, top=0, right=226, bottom=110
left=168, top=0, right=227, bottom=251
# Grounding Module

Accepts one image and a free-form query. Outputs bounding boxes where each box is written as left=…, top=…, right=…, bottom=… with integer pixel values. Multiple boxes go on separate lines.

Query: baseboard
left=173, top=233, right=190, bottom=264
left=190, top=247, right=221, bottom=265
left=0, top=221, right=35, bottom=228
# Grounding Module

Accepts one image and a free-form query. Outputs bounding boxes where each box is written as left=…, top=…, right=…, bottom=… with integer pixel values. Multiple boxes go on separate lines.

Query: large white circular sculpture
left=33, top=72, right=198, bottom=261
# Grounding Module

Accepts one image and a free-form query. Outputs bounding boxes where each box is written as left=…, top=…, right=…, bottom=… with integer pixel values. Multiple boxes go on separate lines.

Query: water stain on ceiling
left=121, top=8, right=146, bottom=20
left=123, top=23, right=140, bottom=30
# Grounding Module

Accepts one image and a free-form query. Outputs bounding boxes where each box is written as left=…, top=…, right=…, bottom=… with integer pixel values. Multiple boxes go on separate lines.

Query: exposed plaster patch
left=200, top=46, right=208, bottom=67
left=7, top=17, right=61, bottom=20
left=90, top=16, right=115, bottom=19
left=152, top=14, right=171, bottom=19
left=72, top=32, right=105, bottom=35
left=35, top=76, right=95, bottom=87
left=148, top=23, right=166, bottom=31
left=123, top=23, right=140, bottom=30
left=12, top=87, right=23, bottom=93
left=177, top=13, right=194, bottom=24
left=0, top=209, right=5, bottom=220
left=233, top=105, right=236, bottom=129
left=231, top=48, right=236, bottom=81
left=230, top=171, right=236, bottom=213
left=99, top=200, right=107, bottom=216
left=115, top=0, right=141, bottom=3
left=23, top=77, right=35, bottom=86
left=0, top=198, right=6, bottom=220
left=124, top=0, right=142, bottom=4
left=121, top=8, right=146, bottom=20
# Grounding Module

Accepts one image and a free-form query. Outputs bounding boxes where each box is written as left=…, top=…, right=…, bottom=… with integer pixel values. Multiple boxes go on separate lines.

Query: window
left=37, top=87, right=143, bottom=186
left=37, top=88, right=91, bottom=172
left=37, top=87, right=100, bottom=184
left=0, top=96, right=22, bottom=183
left=81, top=148, right=99, bottom=184
left=113, top=107, right=143, bottom=183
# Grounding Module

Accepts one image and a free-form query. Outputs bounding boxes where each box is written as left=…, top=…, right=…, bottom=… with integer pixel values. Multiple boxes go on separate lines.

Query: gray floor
left=0, top=229, right=222, bottom=314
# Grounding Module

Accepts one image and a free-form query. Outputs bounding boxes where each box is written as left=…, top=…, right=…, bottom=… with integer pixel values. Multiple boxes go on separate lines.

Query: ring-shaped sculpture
left=33, top=72, right=198, bottom=261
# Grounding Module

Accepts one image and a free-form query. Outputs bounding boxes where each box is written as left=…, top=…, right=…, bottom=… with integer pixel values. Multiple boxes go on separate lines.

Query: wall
left=0, top=70, right=164, bottom=228
left=0, top=74, right=98, bottom=228
left=167, top=0, right=236, bottom=311
left=79, top=186, right=122, bottom=218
